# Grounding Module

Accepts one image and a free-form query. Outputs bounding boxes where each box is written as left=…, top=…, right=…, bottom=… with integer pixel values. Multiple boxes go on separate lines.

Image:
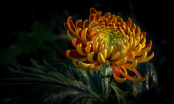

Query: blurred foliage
left=0, top=18, right=71, bottom=66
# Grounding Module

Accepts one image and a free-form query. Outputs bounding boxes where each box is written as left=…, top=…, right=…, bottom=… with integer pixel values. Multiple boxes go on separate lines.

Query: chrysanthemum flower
left=64, top=8, right=154, bottom=83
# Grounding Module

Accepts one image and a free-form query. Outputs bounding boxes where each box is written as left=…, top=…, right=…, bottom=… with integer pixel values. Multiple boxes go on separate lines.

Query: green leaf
left=132, top=62, right=158, bottom=102
left=0, top=58, right=112, bottom=104
left=110, top=82, right=136, bottom=104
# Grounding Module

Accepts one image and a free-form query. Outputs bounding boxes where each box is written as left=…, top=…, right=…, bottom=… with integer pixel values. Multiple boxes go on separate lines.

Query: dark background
left=1, top=0, right=174, bottom=103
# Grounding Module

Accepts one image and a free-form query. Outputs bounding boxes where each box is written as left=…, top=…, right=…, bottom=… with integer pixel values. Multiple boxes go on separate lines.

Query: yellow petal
left=101, top=49, right=107, bottom=59
left=116, top=41, right=121, bottom=51
left=113, top=74, right=126, bottom=83
left=137, top=51, right=147, bottom=62
left=99, top=44, right=105, bottom=52
left=107, top=45, right=113, bottom=58
left=75, top=28, right=82, bottom=40
left=90, top=63, right=104, bottom=71
left=138, top=52, right=154, bottom=63
left=118, top=48, right=126, bottom=60
left=86, top=41, right=93, bottom=45
left=85, top=45, right=91, bottom=54
left=87, top=52, right=95, bottom=62
left=67, top=30, right=74, bottom=40
left=127, top=51, right=135, bottom=60
left=93, top=42, right=99, bottom=53
left=90, top=29, right=99, bottom=39
left=72, top=59, right=80, bottom=68
left=110, top=51, right=120, bottom=60
left=124, top=60, right=137, bottom=69
left=134, top=44, right=142, bottom=54
left=81, top=28, right=88, bottom=43
left=115, top=57, right=127, bottom=66
left=76, top=43, right=87, bottom=56
left=97, top=52, right=106, bottom=63
left=78, top=61, right=91, bottom=71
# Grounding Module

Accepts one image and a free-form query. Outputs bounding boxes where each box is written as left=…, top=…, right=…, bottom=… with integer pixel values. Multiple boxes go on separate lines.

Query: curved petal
left=97, top=52, right=106, bottom=64
left=114, top=57, right=127, bottom=66
left=67, top=30, right=74, bottom=40
left=138, top=52, right=154, bottom=63
left=101, top=49, right=107, bottom=59
left=85, top=45, right=92, bottom=54
left=89, top=14, right=95, bottom=22
left=76, top=19, right=83, bottom=29
left=66, top=49, right=86, bottom=60
left=83, top=20, right=89, bottom=28
left=110, top=51, right=120, bottom=60
left=90, top=62, right=104, bottom=71
left=72, top=38, right=86, bottom=48
left=78, top=61, right=91, bottom=71
left=72, top=59, right=81, bottom=68
left=76, top=43, right=87, bottom=56
left=120, top=66, right=146, bottom=82
left=67, top=16, right=76, bottom=35
left=92, top=42, right=99, bottom=53
left=81, top=28, right=89, bottom=43
left=87, top=52, right=97, bottom=62
left=112, top=65, right=127, bottom=83
left=124, top=60, right=137, bottom=69
left=90, top=7, right=97, bottom=14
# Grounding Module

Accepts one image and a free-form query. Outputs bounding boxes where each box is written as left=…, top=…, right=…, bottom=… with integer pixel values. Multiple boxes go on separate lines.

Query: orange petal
left=72, top=38, right=86, bottom=48
left=120, top=66, right=146, bottom=82
left=105, top=12, right=110, bottom=19
left=112, top=65, right=127, bottom=83
left=66, top=49, right=86, bottom=60
left=67, top=16, right=76, bottom=35
left=83, top=20, right=89, bottom=28
left=64, top=22, right=68, bottom=30
left=126, top=18, right=132, bottom=27
left=90, top=7, right=97, bottom=14
left=96, top=11, right=102, bottom=21
left=89, top=14, right=95, bottom=22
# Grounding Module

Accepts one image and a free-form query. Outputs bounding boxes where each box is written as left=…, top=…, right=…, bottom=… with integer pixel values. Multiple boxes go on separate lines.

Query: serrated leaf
left=0, top=58, right=112, bottom=104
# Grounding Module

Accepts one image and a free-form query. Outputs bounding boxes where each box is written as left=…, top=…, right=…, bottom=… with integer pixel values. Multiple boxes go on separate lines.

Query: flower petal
left=92, top=42, right=99, bottom=53
left=138, top=52, right=154, bottom=63
left=124, top=60, right=137, bottom=69
left=76, top=19, right=83, bottom=29
left=97, top=52, right=106, bottom=64
left=76, top=43, right=87, bottom=56
left=81, top=28, right=89, bottom=43
left=112, top=65, right=127, bottom=83
left=66, top=49, right=86, bottom=60
left=126, top=18, right=132, bottom=27
left=85, top=45, right=92, bottom=54
left=72, top=38, right=86, bottom=48
left=89, top=14, right=95, bottom=22
left=67, top=16, right=76, bottom=35
left=120, top=66, right=146, bottom=82
left=67, top=30, right=74, bottom=40
left=90, top=62, right=104, bottom=71
left=115, top=57, right=127, bottom=66
left=90, top=7, right=97, bottom=14
left=87, top=52, right=97, bottom=62
left=72, top=59, right=81, bottom=68
left=110, top=51, right=120, bottom=60
left=83, top=20, right=89, bottom=28
left=78, top=61, right=91, bottom=71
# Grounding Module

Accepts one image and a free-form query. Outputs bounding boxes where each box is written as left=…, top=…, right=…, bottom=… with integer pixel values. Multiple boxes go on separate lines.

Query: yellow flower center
left=95, top=28, right=125, bottom=46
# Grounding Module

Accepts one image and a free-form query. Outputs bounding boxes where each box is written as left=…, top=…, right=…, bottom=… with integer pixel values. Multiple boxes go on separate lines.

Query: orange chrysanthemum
left=64, top=8, right=154, bottom=83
